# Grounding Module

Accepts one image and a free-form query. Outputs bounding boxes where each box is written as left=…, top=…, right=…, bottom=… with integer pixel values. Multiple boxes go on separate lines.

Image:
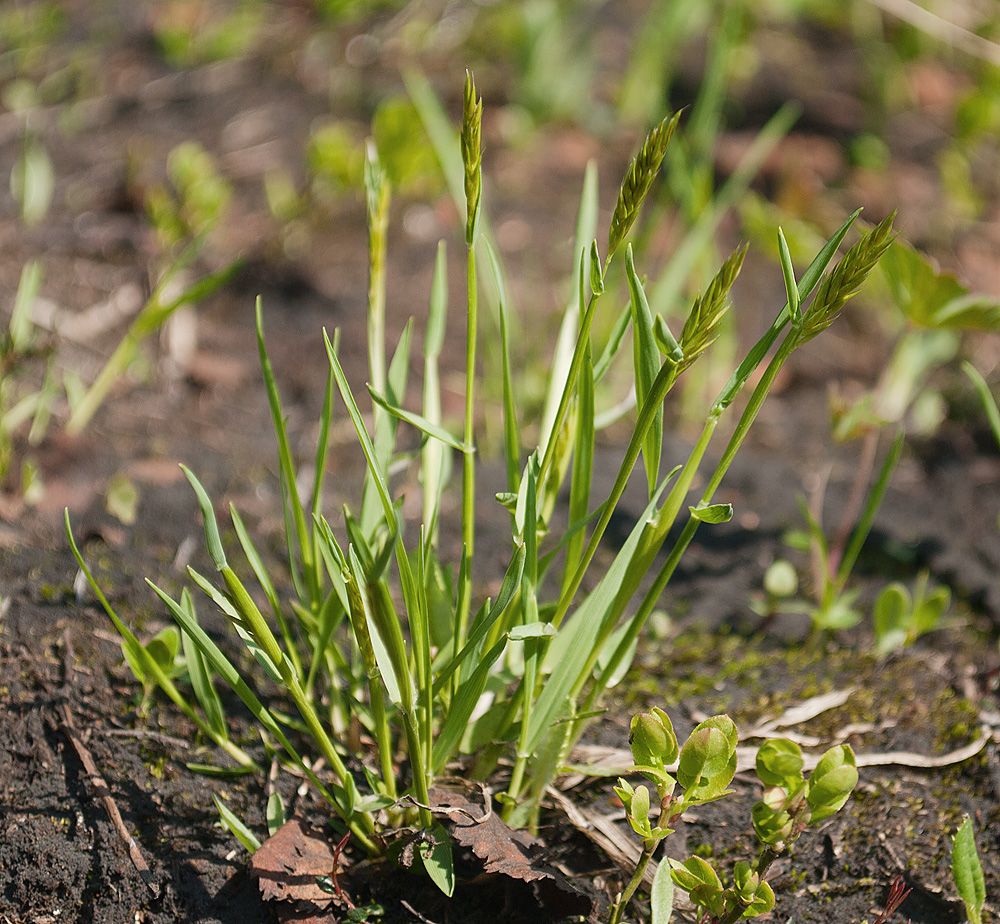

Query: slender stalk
left=457, top=244, right=478, bottom=648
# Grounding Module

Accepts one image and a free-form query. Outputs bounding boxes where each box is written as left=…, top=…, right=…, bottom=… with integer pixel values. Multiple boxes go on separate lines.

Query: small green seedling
left=612, top=708, right=859, bottom=924
left=66, top=142, right=241, bottom=436
left=872, top=571, right=950, bottom=655
left=952, top=815, right=986, bottom=924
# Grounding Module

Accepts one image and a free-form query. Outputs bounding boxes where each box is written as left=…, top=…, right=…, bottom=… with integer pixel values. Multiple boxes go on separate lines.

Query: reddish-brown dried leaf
left=251, top=817, right=335, bottom=907
left=428, top=780, right=596, bottom=918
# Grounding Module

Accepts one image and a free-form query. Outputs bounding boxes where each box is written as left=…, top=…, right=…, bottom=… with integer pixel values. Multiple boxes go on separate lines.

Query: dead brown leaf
left=251, top=817, right=336, bottom=908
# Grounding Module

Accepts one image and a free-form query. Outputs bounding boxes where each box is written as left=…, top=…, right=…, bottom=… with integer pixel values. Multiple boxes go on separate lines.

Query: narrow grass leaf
left=562, top=337, right=594, bottom=593
left=65, top=512, right=257, bottom=770
left=181, top=465, right=227, bottom=570
left=214, top=795, right=261, bottom=853
left=187, top=567, right=284, bottom=684
left=433, top=544, right=525, bottom=695
left=626, top=244, right=663, bottom=496
left=10, top=260, right=42, bottom=352
left=266, top=791, right=286, bottom=838
left=777, top=227, right=800, bottom=323
left=423, top=240, right=449, bottom=536
left=963, top=361, right=1000, bottom=448
left=432, top=638, right=506, bottom=773
left=593, top=302, right=632, bottom=385
left=368, top=386, right=468, bottom=451
left=148, top=579, right=363, bottom=834
left=526, top=491, right=664, bottom=755
left=179, top=592, right=227, bottom=739
left=713, top=208, right=861, bottom=413
left=836, top=429, right=903, bottom=590
left=325, top=330, right=396, bottom=529
left=484, top=238, right=521, bottom=495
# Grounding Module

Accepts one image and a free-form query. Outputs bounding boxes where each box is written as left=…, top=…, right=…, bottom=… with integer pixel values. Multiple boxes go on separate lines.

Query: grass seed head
left=679, top=242, right=748, bottom=371
left=798, top=212, right=897, bottom=345
left=462, top=70, right=483, bottom=245
left=608, top=110, right=681, bottom=260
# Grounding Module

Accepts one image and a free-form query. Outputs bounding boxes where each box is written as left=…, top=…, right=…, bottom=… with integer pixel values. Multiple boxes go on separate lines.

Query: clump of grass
left=68, top=78, right=893, bottom=892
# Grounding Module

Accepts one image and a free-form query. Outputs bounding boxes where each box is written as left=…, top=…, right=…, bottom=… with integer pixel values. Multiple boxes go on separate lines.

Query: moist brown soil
left=1, top=5, right=999, bottom=924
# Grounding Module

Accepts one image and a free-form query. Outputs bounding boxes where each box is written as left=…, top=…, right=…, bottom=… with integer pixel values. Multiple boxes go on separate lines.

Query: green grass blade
left=325, top=330, right=396, bottom=528
left=713, top=208, right=861, bottom=413
left=178, top=589, right=227, bottom=739
left=423, top=241, right=449, bottom=540
left=964, top=361, right=1000, bottom=449
left=368, top=386, right=468, bottom=452
left=561, top=337, right=594, bottom=595
left=593, top=302, right=632, bottom=385
left=230, top=505, right=304, bottom=682
left=214, top=795, right=261, bottom=853
left=65, top=511, right=257, bottom=770
left=524, top=490, right=664, bottom=756
left=255, top=299, right=314, bottom=597
left=180, top=464, right=227, bottom=570
left=626, top=244, right=663, bottom=497
left=148, top=577, right=375, bottom=849
left=432, top=638, right=506, bottom=774
left=835, top=429, right=904, bottom=590
left=432, top=544, right=525, bottom=696
left=484, top=238, right=521, bottom=496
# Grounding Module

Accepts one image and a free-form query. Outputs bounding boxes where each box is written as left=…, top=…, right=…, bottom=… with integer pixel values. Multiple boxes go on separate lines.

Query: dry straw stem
left=461, top=70, right=483, bottom=245
left=608, top=110, right=681, bottom=259
left=799, top=212, right=897, bottom=344
left=678, top=243, right=748, bottom=372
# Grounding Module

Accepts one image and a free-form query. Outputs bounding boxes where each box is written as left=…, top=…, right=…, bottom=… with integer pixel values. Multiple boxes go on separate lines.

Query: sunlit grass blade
left=524, top=487, right=666, bottom=757
left=483, top=238, right=521, bottom=497
left=65, top=511, right=258, bottom=771
left=431, top=638, right=506, bottom=774
left=834, top=429, right=904, bottom=590
left=713, top=208, right=862, bottom=413
left=255, top=299, right=314, bottom=600
left=539, top=162, right=599, bottom=459
left=625, top=244, right=663, bottom=498
left=230, top=505, right=304, bottom=683
left=66, top=248, right=242, bottom=436
left=649, top=103, right=798, bottom=318
left=432, top=544, right=525, bottom=695
left=561, top=337, right=594, bottom=597
left=368, top=386, right=468, bottom=452
left=178, top=589, right=227, bottom=739
left=423, top=241, right=449, bottom=542
left=214, top=794, right=261, bottom=853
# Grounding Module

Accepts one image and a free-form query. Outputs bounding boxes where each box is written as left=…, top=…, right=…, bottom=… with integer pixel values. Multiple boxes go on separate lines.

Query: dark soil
left=1, top=4, right=998, bottom=924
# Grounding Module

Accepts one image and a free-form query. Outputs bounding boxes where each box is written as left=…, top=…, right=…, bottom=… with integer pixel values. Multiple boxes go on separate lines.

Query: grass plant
left=67, top=76, right=894, bottom=893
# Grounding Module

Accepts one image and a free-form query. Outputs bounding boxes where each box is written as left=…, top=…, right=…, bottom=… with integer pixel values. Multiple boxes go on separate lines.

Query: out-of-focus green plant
left=610, top=708, right=858, bottom=924
left=66, top=142, right=240, bottom=436
left=0, top=261, right=61, bottom=494
left=150, top=0, right=264, bottom=68
left=872, top=571, right=950, bottom=655
left=10, top=131, right=54, bottom=228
